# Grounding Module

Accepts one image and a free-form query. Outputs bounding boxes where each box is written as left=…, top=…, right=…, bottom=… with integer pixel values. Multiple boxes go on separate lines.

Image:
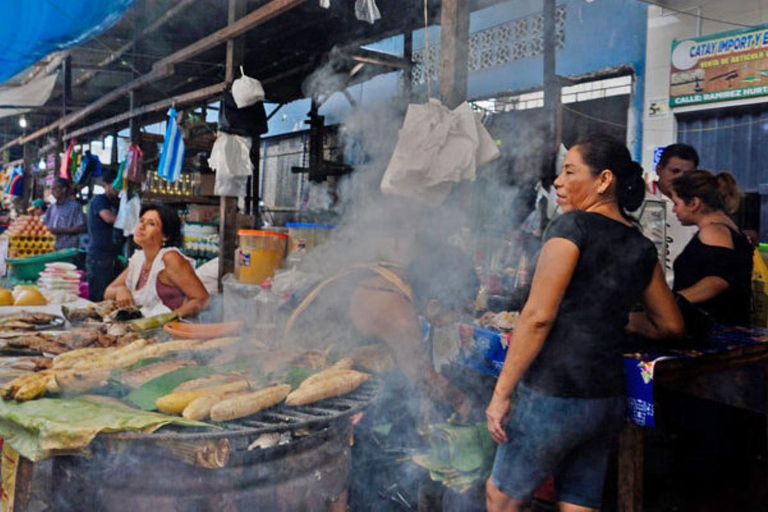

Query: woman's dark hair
left=140, top=203, right=183, bottom=248
left=573, top=135, right=645, bottom=217
left=672, top=170, right=724, bottom=212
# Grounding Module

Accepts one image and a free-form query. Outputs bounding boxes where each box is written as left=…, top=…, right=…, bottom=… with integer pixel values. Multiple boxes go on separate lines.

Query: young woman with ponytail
left=486, top=135, right=683, bottom=512
left=670, top=170, right=753, bottom=325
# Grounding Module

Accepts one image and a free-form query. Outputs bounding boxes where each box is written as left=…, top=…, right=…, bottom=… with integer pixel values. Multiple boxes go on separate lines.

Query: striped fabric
left=157, top=107, right=185, bottom=183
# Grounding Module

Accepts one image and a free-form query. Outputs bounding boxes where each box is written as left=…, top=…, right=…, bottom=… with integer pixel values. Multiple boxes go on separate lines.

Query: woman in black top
left=486, top=136, right=684, bottom=512
left=671, top=170, right=753, bottom=325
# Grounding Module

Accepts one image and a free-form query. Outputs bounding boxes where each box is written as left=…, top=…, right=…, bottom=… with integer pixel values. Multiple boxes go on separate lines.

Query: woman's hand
left=486, top=392, right=511, bottom=444
left=114, top=286, right=134, bottom=308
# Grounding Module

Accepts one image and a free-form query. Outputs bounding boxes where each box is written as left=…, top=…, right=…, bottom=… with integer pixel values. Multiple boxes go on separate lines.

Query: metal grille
left=412, top=5, right=567, bottom=86
left=106, top=378, right=379, bottom=442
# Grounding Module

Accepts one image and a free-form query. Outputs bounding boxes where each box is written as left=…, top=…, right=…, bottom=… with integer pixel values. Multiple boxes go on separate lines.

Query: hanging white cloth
left=381, top=99, right=500, bottom=206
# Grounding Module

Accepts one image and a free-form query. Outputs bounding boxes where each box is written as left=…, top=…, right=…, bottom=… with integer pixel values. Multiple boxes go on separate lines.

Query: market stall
left=0, top=300, right=381, bottom=512
left=457, top=319, right=768, bottom=512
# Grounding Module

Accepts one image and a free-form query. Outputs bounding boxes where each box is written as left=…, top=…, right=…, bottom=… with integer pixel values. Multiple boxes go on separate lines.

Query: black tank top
left=673, top=224, right=753, bottom=325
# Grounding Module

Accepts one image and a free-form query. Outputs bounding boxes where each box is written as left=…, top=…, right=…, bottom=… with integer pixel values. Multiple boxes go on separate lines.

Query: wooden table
left=617, top=341, right=768, bottom=512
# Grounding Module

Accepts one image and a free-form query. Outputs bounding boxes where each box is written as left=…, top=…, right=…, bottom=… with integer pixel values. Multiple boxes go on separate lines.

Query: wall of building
left=642, top=1, right=768, bottom=174
left=267, top=0, right=648, bottom=157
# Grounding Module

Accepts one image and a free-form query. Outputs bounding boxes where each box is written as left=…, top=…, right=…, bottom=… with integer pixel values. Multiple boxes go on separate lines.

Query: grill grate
left=106, top=378, right=379, bottom=441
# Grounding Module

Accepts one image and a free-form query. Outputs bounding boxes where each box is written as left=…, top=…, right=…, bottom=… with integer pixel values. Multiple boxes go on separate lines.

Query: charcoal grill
left=52, top=379, right=380, bottom=512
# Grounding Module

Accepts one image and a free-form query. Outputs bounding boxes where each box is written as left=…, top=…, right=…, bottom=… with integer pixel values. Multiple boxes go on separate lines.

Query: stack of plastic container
left=37, top=262, right=82, bottom=303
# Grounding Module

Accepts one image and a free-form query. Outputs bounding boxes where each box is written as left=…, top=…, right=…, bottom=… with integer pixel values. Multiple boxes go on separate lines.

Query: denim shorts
left=491, top=382, right=625, bottom=508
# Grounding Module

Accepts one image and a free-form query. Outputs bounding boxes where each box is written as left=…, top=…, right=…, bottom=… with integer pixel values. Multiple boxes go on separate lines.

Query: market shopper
left=485, top=135, right=684, bottom=512
left=86, top=167, right=121, bottom=302
left=105, top=203, right=209, bottom=317
left=671, top=170, right=753, bottom=325
left=648, top=143, right=700, bottom=286
left=27, top=198, right=46, bottom=217
left=716, top=171, right=758, bottom=245
left=42, top=177, right=86, bottom=250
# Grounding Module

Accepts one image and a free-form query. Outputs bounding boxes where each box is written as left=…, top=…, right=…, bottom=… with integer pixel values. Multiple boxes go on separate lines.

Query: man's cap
left=26, top=199, right=46, bottom=212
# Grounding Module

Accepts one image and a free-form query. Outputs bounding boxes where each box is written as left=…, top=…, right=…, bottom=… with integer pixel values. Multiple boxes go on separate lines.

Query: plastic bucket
left=286, top=222, right=334, bottom=254
left=235, top=230, right=288, bottom=284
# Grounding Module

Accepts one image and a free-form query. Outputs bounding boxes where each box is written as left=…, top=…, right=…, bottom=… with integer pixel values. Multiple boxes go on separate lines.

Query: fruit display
left=3, top=215, right=55, bottom=258
left=12, top=286, right=47, bottom=306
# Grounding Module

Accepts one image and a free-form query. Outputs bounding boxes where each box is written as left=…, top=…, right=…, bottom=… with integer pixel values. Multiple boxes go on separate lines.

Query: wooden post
left=13, top=456, right=34, bottom=512
left=403, top=30, right=413, bottom=100
left=438, top=0, right=470, bottom=109
left=218, top=0, right=248, bottom=288
left=617, top=422, right=644, bottom=512
left=22, top=143, right=35, bottom=207
left=542, top=0, right=561, bottom=188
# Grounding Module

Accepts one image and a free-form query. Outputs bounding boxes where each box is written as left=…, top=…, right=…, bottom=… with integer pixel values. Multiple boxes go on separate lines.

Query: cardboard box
left=187, top=204, right=219, bottom=223
left=199, top=174, right=215, bottom=197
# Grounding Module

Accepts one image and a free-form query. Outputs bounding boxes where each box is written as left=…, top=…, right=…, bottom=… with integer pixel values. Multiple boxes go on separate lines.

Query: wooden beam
left=73, top=0, right=198, bottom=88
left=154, top=0, right=308, bottom=73
left=1, top=0, right=307, bottom=152
left=62, top=65, right=173, bottom=129
left=65, top=82, right=227, bottom=140
left=439, top=0, right=470, bottom=108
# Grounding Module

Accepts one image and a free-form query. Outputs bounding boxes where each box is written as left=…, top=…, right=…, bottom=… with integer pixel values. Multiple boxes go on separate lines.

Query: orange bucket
left=235, top=230, right=288, bottom=284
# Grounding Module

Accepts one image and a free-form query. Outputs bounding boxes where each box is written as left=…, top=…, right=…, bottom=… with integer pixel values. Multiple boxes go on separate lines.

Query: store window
left=677, top=106, right=768, bottom=193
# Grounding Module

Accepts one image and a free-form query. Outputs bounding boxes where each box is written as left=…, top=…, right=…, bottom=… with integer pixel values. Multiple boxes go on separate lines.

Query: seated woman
left=671, top=170, right=753, bottom=325
left=105, top=203, right=209, bottom=318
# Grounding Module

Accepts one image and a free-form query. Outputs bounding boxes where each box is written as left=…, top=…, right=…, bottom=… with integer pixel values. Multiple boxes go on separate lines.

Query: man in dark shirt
left=86, top=167, right=121, bottom=301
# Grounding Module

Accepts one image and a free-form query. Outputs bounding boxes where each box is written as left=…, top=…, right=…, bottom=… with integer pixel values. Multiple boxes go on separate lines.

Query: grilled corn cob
left=156, top=380, right=252, bottom=414
left=286, top=370, right=370, bottom=406
left=13, top=373, right=53, bottom=401
left=209, top=384, right=291, bottom=422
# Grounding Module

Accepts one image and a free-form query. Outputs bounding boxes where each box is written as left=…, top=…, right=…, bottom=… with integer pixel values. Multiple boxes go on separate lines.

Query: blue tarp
left=0, top=0, right=137, bottom=84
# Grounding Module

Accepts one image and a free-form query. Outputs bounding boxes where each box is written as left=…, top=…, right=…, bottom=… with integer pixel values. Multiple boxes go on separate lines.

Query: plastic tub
left=6, top=248, right=78, bottom=282
left=235, top=230, right=288, bottom=284
left=286, top=222, right=334, bottom=254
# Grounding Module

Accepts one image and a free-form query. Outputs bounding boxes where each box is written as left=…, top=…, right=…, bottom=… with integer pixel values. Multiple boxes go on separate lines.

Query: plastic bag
left=355, top=0, right=381, bottom=23
left=125, top=143, right=144, bottom=183
left=218, top=91, right=268, bottom=137
left=381, top=99, right=496, bottom=206
left=113, top=160, right=125, bottom=191
left=208, top=132, right=253, bottom=197
left=114, top=190, right=129, bottom=230
left=750, top=249, right=768, bottom=327
left=73, top=151, right=101, bottom=185
left=231, top=66, right=265, bottom=108
left=122, top=194, right=141, bottom=236
left=214, top=174, right=249, bottom=197
left=59, top=139, right=75, bottom=179
left=208, top=133, right=253, bottom=177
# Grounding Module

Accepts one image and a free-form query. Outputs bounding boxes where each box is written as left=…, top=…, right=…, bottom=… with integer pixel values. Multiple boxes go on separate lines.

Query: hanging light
left=19, top=116, right=27, bottom=128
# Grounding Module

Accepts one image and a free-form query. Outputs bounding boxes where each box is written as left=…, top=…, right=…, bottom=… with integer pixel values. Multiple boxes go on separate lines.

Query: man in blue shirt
left=42, top=178, right=86, bottom=250
left=86, top=168, right=121, bottom=301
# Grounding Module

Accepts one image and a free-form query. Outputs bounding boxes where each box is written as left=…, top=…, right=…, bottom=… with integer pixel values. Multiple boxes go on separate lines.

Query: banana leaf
left=130, top=312, right=178, bottom=332
left=124, top=361, right=254, bottom=410
left=412, top=423, right=495, bottom=492
left=0, top=397, right=212, bottom=462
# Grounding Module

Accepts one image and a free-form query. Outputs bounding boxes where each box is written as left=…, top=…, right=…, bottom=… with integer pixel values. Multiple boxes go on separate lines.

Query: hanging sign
left=670, top=23, right=768, bottom=107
